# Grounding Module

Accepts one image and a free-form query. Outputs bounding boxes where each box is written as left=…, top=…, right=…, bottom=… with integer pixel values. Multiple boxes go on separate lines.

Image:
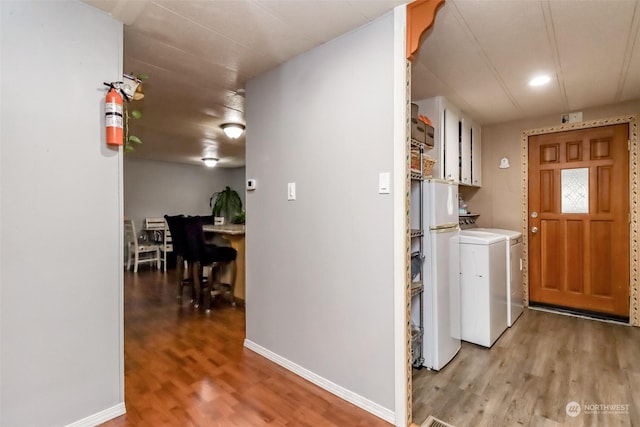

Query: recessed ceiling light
left=529, top=75, right=551, bottom=87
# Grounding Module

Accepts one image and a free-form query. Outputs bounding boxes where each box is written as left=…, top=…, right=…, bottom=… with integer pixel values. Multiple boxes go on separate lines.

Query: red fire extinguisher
left=105, top=86, right=124, bottom=146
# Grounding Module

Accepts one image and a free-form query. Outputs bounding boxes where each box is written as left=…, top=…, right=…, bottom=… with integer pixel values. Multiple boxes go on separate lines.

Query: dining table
left=202, top=224, right=246, bottom=302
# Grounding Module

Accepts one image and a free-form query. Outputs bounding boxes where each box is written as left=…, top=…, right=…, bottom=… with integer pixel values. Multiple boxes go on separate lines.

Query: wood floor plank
left=412, top=309, right=640, bottom=427
left=101, top=270, right=390, bottom=426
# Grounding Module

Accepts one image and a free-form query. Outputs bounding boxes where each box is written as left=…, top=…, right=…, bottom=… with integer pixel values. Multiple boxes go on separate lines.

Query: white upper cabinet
left=471, top=121, right=482, bottom=187
left=461, top=115, right=482, bottom=187
left=416, top=96, right=481, bottom=186
left=442, top=101, right=461, bottom=182
left=460, top=117, right=472, bottom=185
left=417, top=96, right=461, bottom=183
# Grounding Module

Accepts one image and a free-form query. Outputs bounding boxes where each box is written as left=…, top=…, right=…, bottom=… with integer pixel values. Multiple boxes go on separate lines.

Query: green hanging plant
left=123, top=73, right=148, bottom=153
left=124, top=106, right=143, bottom=153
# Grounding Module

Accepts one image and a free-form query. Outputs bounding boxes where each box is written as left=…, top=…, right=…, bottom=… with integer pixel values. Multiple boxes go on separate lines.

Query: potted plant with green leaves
left=209, top=186, right=243, bottom=225
left=122, top=72, right=148, bottom=152
left=231, top=210, right=245, bottom=224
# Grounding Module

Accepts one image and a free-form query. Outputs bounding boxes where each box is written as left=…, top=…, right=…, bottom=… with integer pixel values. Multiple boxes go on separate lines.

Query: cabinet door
left=460, top=117, right=472, bottom=185
left=443, top=103, right=460, bottom=183
left=471, top=123, right=482, bottom=186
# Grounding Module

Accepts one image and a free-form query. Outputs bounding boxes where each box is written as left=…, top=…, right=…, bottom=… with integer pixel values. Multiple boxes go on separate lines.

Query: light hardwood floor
left=102, top=269, right=391, bottom=427
left=412, top=309, right=640, bottom=427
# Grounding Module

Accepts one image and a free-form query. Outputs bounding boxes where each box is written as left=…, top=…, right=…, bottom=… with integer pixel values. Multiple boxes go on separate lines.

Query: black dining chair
left=164, top=214, right=195, bottom=301
left=198, top=215, right=214, bottom=225
left=182, top=216, right=237, bottom=311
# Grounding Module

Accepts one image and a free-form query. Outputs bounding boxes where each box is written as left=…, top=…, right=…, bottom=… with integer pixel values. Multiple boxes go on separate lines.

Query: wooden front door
left=528, top=124, right=630, bottom=318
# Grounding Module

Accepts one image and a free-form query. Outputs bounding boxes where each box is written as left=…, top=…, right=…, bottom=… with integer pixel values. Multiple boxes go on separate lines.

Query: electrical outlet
left=569, top=112, right=583, bottom=123
left=562, top=112, right=583, bottom=123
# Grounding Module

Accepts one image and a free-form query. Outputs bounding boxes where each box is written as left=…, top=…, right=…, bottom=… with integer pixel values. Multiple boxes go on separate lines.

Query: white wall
left=245, top=11, right=398, bottom=420
left=124, top=158, right=245, bottom=228
left=1, top=2, right=124, bottom=426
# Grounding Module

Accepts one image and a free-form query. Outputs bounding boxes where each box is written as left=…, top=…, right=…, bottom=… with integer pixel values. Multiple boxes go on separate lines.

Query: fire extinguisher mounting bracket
left=103, top=81, right=131, bottom=102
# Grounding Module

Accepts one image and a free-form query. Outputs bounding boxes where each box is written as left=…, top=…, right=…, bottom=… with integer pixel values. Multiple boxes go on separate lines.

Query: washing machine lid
left=475, top=228, right=522, bottom=240
left=458, top=230, right=504, bottom=245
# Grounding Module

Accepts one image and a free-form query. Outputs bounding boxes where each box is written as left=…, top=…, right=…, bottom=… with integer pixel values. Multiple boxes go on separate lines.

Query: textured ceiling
left=84, top=0, right=406, bottom=167
left=412, top=0, right=640, bottom=125
left=85, top=0, right=640, bottom=167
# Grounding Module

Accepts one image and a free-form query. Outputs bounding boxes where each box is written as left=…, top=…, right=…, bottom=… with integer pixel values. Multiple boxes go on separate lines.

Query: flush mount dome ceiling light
left=202, top=157, right=219, bottom=167
left=221, top=123, right=245, bottom=139
left=529, top=75, right=551, bottom=87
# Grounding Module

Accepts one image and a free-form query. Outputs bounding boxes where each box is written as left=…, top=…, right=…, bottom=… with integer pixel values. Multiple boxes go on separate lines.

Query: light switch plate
left=379, top=172, right=390, bottom=194
left=287, top=182, right=296, bottom=200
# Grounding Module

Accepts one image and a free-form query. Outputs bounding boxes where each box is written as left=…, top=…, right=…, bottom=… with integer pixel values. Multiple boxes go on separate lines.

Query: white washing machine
left=475, top=228, right=524, bottom=327
left=458, top=230, right=508, bottom=347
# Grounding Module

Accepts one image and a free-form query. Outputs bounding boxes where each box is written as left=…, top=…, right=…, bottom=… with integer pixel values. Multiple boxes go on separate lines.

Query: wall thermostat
left=247, top=179, right=257, bottom=191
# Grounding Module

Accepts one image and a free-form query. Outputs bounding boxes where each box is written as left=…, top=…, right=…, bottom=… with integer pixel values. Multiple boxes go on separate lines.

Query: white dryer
left=475, top=228, right=523, bottom=327
left=458, top=230, right=507, bottom=347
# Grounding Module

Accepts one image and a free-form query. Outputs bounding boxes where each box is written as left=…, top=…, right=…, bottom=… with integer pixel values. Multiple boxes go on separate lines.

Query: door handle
left=531, top=226, right=538, bottom=234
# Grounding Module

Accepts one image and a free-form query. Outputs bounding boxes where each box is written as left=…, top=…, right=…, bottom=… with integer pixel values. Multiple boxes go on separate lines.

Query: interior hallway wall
left=124, top=158, right=245, bottom=228
left=1, top=1, right=124, bottom=425
left=245, top=11, right=398, bottom=420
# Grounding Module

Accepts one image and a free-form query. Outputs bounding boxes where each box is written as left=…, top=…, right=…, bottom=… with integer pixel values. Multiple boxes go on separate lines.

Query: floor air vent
left=421, top=415, right=455, bottom=427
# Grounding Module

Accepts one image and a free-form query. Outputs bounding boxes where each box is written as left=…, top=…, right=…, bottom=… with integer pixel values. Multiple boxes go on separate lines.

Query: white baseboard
left=243, top=339, right=395, bottom=424
left=65, top=402, right=126, bottom=427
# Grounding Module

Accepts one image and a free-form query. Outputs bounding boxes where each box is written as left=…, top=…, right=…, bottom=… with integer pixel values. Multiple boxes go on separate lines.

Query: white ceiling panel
left=413, top=2, right=523, bottom=122
left=346, top=0, right=406, bottom=19
left=551, top=0, right=636, bottom=110
left=154, top=0, right=317, bottom=63
left=413, top=5, right=494, bottom=96
left=616, top=1, right=640, bottom=102
left=621, top=41, right=640, bottom=101
left=253, top=0, right=398, bottom=47
left=453, top=0, right=567, bottom=115
left=452, top=0, right=553, bottom=84
left=125, top=30, right=244, bottom=91
left=133, top=2, right=274, bottom=75
left=411, top=62, right=455, bottom=102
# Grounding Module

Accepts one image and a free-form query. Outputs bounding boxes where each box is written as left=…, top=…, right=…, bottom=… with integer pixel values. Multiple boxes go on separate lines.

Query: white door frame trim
left=393, top=5, right=409, bottom=427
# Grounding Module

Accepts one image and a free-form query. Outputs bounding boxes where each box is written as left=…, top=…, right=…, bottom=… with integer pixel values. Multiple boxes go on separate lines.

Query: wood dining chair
left=124, top=219, right=161, bottom=272
left=159, top=225, right=173, bottom=272
left=145, top=217, right=174, bottom=272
